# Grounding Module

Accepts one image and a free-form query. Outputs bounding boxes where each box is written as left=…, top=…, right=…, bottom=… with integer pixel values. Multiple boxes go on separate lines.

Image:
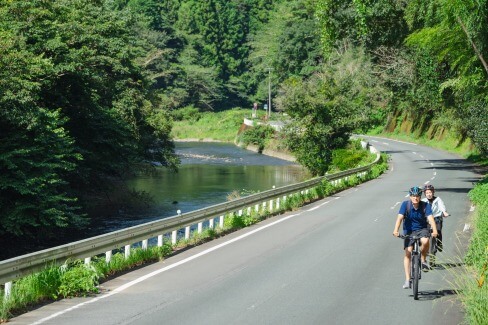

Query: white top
left=422, top=196, right=447, bottom=217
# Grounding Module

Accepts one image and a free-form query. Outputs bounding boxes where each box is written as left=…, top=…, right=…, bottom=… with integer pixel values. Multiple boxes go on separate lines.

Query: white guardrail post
left=4, top=281, right=12, bottom=299
left=105, top=250, right=112, bottom=263
left=0, top=148, right=380, bottom=293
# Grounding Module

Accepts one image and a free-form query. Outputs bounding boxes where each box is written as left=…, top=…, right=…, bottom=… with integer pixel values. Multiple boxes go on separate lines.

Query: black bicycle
left=399, top=233, right=424, bottom=300
left=429, top=216, right=445, bottom=267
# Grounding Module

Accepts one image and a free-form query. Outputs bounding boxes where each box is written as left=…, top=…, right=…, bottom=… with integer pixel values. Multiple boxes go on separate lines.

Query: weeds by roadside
left=457, top=177, right=488, bottom=324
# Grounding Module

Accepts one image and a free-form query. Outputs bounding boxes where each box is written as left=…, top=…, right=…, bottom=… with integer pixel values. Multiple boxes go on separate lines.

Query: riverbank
left=174, top=138, right=296, bottom=163
left=237, top=143, right=296, bottom=163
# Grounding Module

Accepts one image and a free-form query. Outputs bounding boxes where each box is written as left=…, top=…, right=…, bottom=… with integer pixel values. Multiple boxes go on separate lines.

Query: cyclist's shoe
left=403, top=280, right=410, bottom=289
left=422, top=262, right=431, bottom=272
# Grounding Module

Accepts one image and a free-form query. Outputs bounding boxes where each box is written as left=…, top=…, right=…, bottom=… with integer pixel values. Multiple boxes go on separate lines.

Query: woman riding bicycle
left=392, top=186, right=438, bottom=289
left=422, top=184, right=449, bottom=266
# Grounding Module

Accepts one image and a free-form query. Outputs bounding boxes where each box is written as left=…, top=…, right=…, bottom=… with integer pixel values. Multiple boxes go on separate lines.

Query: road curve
left=11, top=136, right=481, bottom=325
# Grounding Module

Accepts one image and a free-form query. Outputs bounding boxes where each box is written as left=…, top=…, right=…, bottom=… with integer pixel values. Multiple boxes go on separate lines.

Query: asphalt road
left=11, top=136, right=481, bottom=325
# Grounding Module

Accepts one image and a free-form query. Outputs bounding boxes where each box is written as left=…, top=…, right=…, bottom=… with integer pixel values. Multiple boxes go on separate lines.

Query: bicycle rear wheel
left=430, top=236, right=437, bottom=255
left=412, top=254, right=420, bottom=300
left=430, top=237, right=437, bottom=267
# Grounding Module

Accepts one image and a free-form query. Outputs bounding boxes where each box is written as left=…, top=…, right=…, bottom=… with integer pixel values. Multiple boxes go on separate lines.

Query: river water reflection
left=99, top=142, right=309, bottom=233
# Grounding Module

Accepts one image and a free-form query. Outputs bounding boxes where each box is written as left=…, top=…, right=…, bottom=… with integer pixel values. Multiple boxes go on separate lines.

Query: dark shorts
left=403, top=228, right=430, bottom=250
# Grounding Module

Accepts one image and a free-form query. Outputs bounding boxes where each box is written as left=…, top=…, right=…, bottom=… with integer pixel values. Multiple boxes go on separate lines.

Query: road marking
left=412, top=152, right=417, bottom=155
left=307, top=200, right=331, bottom=211
left=391, top=202, right=401, bottom=209
left=31, top=212, right=303, bottom=324
left=433, top=172, right=437, bottom=176
left=363, top=136, right=418, bottom=146
left=382, top=142, right=389, bottom=145
left=430, top=163, right=434, bottom=166
left=463, top=224, right=471, bottom=232
left=431, top=177, right=435, bottom=180
left=470, top=206, right=475, bottom=212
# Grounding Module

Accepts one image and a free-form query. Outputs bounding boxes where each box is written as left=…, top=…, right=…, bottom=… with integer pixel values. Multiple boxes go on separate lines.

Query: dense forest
left=1, top=0, right=486, bottom=254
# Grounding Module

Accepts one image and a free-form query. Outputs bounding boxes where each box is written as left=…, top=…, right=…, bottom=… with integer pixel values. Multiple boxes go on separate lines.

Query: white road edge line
left=307, top=200, right=331, bottom=211
left=364, top=136, right=417, bottom=146
left=31, top=212, right=302, bottom=325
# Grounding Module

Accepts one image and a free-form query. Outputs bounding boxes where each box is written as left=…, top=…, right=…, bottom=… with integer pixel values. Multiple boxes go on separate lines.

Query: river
left=0, top=142, right=308, bottom=260
left=94, top=142, right=309, bottom=234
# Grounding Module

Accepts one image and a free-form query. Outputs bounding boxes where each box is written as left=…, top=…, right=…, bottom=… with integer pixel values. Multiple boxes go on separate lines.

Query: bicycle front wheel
left=412, top=254, right=420, bottom=300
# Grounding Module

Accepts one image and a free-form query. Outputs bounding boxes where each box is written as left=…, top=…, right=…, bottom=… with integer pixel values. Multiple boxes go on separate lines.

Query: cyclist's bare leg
left=420, top=237, right=429, bottom=263
left=404, top=247, right=413, bottom=281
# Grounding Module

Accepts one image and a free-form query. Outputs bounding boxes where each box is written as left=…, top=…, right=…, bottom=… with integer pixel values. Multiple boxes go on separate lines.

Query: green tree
left=405, top=0, right=488, bottom=154
left=248, top=0, right=322, bottom=105
left=0, top=26, right=85, bottom=237
left=315, top=0, right=409, bottom=55
left=0, top=0, right=179, bottom=240
left=278, top=47, right=385, bottom=175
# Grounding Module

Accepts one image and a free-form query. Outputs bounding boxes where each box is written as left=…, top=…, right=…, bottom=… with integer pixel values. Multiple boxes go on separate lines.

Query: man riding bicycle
left=422, top=185, right=449, bottom=265
left=393, top=186, right=438, bottom=289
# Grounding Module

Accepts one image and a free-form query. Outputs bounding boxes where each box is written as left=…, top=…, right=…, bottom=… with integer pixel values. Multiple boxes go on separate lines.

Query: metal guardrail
left=1, top=148, right=380, bottom=286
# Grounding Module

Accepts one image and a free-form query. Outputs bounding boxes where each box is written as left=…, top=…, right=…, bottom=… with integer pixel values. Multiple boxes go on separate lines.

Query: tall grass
left=458, top=177, right=488, bottom=324
left=171, top=108, right=253, bottom=142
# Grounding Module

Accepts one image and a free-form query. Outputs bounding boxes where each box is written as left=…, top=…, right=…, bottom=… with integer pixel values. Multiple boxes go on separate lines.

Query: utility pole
left=266, top=67, right=272, bottom=119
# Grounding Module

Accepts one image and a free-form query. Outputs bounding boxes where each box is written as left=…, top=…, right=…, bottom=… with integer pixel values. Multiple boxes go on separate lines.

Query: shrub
left=170, top=106, right=201, bottom=122
left=240, top=125, right=275, bottom=152
left=224, top=213, right=246, bottom=229
left=331, top=140, right=371, bottom=171
left=57, top=261, right=100, bottom=298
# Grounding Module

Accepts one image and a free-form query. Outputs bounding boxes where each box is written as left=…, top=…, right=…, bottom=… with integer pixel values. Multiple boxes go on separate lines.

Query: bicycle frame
left=399, top=234, right=423, bottom=300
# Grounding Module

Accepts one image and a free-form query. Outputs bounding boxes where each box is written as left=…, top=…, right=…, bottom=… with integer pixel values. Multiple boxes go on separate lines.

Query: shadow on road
left=417, top=158, right=477, bottom=171
left=382, top=150, right=410, bottom=154
left=415, top=289, right=458, bottom=301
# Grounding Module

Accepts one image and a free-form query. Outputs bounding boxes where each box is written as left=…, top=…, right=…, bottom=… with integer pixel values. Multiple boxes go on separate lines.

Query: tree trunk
left=457, top=16, right=488, bottom=76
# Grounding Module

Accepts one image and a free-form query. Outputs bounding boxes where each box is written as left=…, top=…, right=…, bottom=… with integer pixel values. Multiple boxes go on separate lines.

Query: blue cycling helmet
left=409, top=186, right=423, bottom=196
